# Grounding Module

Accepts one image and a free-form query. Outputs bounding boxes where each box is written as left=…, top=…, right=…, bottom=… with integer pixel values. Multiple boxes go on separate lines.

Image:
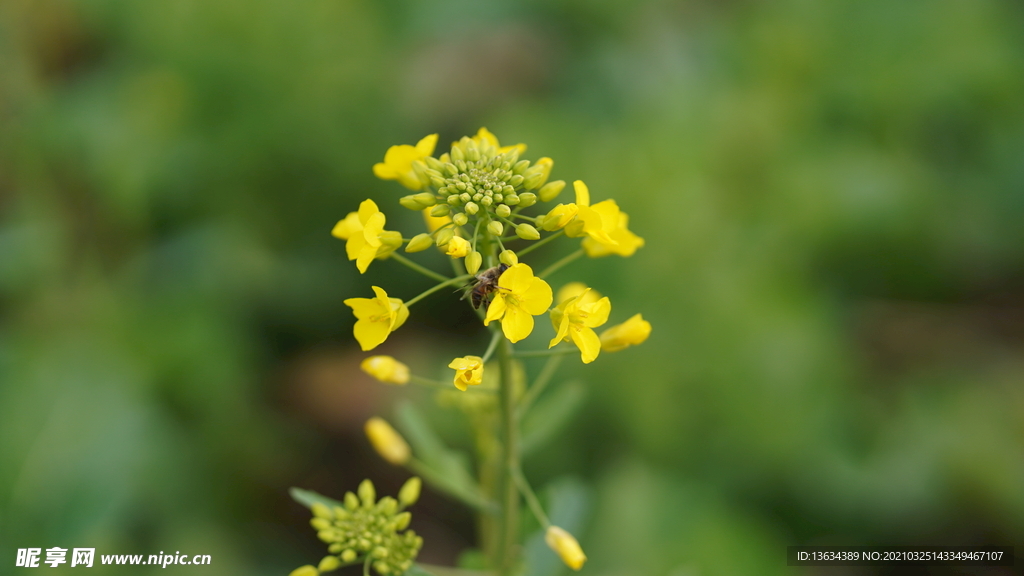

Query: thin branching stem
left=391, top=253, right=451, bottom=282
left=538, top=248, right=584, bottom=278
left=516, top=354, right=563, bottom=419
left=405, top=275, right=472, bottom=307
left=517, top=230, right=564, bottom=257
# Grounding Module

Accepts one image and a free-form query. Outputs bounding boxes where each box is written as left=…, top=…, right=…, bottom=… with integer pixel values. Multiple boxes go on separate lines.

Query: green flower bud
left=447, top=194, right=461, bottom=206
left=518, top=192, right=537, bottom=207
left=318, top=556, right=341, bottom=573
left=328, top=543, right=343, bottom=554
left=504, top=193, right=520, bottom=206
left=450, top=145, right=465, bottom=162
left=374, top=561, right=389, bottom=575
left=379, top=230, right=402, bottom=248
left=399, top=196, right=425, bottom=210
left=413, top=192, right=437, bottom=207
left=429, top=175, right=446, bottom=188
left=493, top=194, right=504, bottom=203
left=472, top=193, right=483, bottom=201
left=311, top=518, right=332, bottom=530
left=460, top=192, right=472, bottom=203
left=452, top=213, right=468, bottom=227
left=312, top=503, right=333, bottom=520
left=358, top=479, right=376, bottom=507
left=496, top=205, right=512, bottom=218
left=358, top=538, right=372, bottom=552
left=523, top=172, right=547, bottom=190
left=465, top=143, right=480, bottom=162
left=508, top=174, right=525, bottom=187
left=373, top=547, right=390, bottom=559
left=512, top=160, right=531, bottom=175
left=341, top=549, right=357, bottom=563
left=516, top=224, right=540, bottom=240
left=481, top=196, right=493, bottom=206
left=290, top=565, right=319, bottom=576
left=465, top=251, right=482, bottom=275
left=444, top=163, right=459, bottom=177
left=434, top=227, right=454, bottom=247
left=430, top=204, right=450, bottom=217
left=405, top=233, right=433, bottom=253
left=425, top=156, right=444, bottom=172
left=344, top=492, right=359, bottom=511
left=318, top=530, right=336, bottom=543
left=399, top=477, right=422, bottom=507
left=487, top=221, right=504, bottom=236
left=504, top=148, right=520, bottom=165
left=455, top=181, right=467, bottom=191
left=499, top=250, right=519, bottom=266
left=393, top=511, right=412, bottom=531
left=465, top=202, right=479, bottom=215
left=538, top=180, right=565, bottom=202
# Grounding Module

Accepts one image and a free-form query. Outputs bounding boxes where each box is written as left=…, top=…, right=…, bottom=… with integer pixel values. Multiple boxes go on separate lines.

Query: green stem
left=390, top=253, right=451, bottom=282
left=538, top=248, right=584, bottom=278
left=415, top=564, right=495, bottom=576
left=516, top=230, right=564, bottom=257
left=515, top=354, right=563, bottom=419
left=495, top=338, right=520, bottom=576
left=481, top=329, right=502, bottom=363
left=512, top=466, right=550, bottom=528
left=363, top=555, right=371, bottom=576
left=405, top=275, right=471, bottom=307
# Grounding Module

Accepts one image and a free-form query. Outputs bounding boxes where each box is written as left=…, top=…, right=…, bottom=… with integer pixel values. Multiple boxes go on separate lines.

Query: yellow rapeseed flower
left=331, top=199, right=399, bottom=273
left=556, top=282, right=602, bottom=305
left=360, top=355, right=410, bottom=385
left=364, top=417, right=411, bottom=465
left=580, top=200, right=645, bottom=257
left=343, top=286, right=409, bottom=351
left=445, top=235, right=471, bottom=258
left=549, top=288, right=611, bottom=364
left=471, top=127, right=527, bottom=155
left=599, top=313, right=651, bottom=352
left=483, top=263, right=553, bottom=343
left=545, top=526, right=587, bottom=571
left=373, top=134, right=438, bottom=190
left=448, top=355, right=484, bottom=391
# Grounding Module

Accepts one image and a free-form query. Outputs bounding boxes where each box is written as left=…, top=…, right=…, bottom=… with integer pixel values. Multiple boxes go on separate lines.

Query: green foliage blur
left=2, top=0, right=1023, bottom=574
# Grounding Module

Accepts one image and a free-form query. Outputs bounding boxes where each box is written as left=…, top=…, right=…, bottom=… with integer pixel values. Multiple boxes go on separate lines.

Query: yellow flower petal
left=415, top=133, right=438, bottom=157
left=483, top=294, right=507, bottom=326
left=520, top=277, right=553, bottom=316
left=573, top=180, right=590, bottom=207
left=599, top=313, right=651, bottom=352
left=581, top=296, right=612, bottom=328
left=331, top=212, right=361, bottom=240
left=571, top=325, right=602, bottom=364
left=353, top=317, right=391, bottom=351
left=501, top=306, right=535, bottom=343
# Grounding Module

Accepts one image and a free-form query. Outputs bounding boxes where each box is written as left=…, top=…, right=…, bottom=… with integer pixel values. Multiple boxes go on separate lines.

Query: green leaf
left=521, top=477, right=592, bottom=576
left=395, top=400, right=477, bottom=495
left=520, top=381, right=586, bottom=457
left=289, top=487, right=344, bottom=510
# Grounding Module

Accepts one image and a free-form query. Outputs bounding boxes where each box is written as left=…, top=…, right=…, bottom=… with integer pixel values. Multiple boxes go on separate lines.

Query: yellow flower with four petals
left=448, top=355, right=484, bottom=391
left=343, top=286, right=409, bottom=351
left=549, top=287, right=611, bottom=363
left=483, top=264, right=553, bottom=343
left=332, top=199, right=401, bottom=273
left=372, top=134, right=438, bottom=190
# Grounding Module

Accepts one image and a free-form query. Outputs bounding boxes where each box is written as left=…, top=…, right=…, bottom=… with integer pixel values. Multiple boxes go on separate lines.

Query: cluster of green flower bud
left=397, top=135, right=559, bottom=233
left=300, top=478, right=423, bottom=576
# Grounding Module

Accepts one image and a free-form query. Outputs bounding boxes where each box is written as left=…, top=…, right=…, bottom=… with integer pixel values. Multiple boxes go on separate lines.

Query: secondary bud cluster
left=301, top=479, right=422, bottom=576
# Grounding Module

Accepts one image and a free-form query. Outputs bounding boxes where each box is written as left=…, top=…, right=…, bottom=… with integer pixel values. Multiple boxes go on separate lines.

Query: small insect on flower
left=461, top=264, right=509, bottom=310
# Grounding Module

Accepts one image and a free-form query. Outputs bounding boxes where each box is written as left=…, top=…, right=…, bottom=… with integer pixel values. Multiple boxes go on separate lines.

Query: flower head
left=445, top=235, right=471, bottom=258
left=545, top=526, right=587, bottom=571
left=600, top=313, right=651, bottom=352
left=332, top=199, right=400, bottom=273
left=483, top=263, right=553, bottom=343
left=448, top=355, right=484, bottom=391
left=360, top=355, right=410, bottom=385
left=365, top=417, right=411, bottom=465
left=344, top=286, right=409, bottom=351
left=549, top=288, right=611, bottom=363
left=373, top=134, right=438, bottom=190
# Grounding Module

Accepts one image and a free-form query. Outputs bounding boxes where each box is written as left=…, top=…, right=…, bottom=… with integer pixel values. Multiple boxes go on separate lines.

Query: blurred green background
left=2, top=0, right=1024, bottom=574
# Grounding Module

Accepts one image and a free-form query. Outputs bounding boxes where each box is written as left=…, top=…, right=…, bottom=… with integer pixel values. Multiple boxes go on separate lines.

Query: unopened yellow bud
left=545, top=526, right=587, bottom=571
left=344, top=492, right=359, bottom=510
left=340, top=550, right=357, bottom=563
left=364, top=418, right=411, bottom=465
left=487, top=221, right=504, bottom=236
left=538, top=180, right=566, bottom=202
left=452, top=213, right=469, bottom=227
left=465, top=251, right=482, bottom=274
left=289, top=565, right=319, bottom=576
left=311, top=502, right=333, bottom=519
left=516, top=224, right=540, bottom=240
left=430, top=204, right=450, bottom=217
left=465, top=202, right=479, bottom=215
left=512, top=160, right=530, bottom=175
left=360, top=355, right=410, bottom=385
left=358, top=479, right=376, bottom=506
left=599, top=314, right=651, bottom=352
left=496, top=205, right=512, bottom=218
left=445, top=235, right=471, bottom=258
left=399, top=477, right=421, bottom=507
left=434, top=227, right=454, bottom=246
left=413, top=192, right=436, bottom=207
left=379, top=230, right=403, bottom=248
left=399, top=196, right=425, bottom=210
left=518, top=192, right=537, bottom=207
left=318, top=556, right=341, bottom=573
left=499, top=250, right=518, bottom=266
left=523, top=157, right=553, bottom=189
left=393, top=511, right=412, bottom=530
left=406, top=233, right=433, bottom=253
